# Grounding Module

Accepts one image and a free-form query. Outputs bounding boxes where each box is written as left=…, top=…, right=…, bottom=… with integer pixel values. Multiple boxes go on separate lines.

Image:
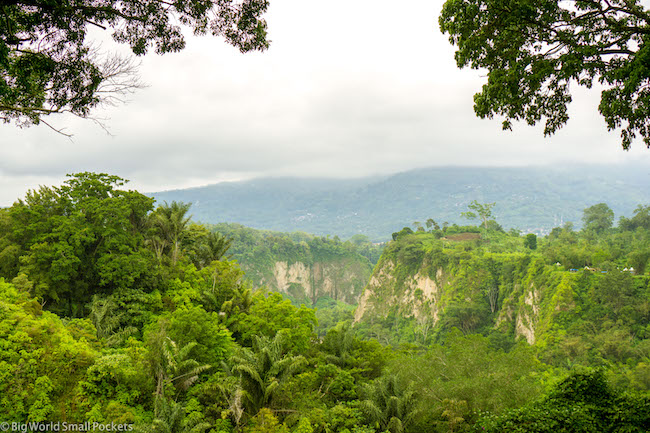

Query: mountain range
left=150, top=164, right=650, bottom=241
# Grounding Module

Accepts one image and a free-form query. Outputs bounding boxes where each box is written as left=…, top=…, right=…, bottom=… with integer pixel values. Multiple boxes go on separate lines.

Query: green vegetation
left=209, top=223, right=381, bottom=306
left=439, top=0, right=650, bottom=149
left=357, top=214, right=650, bottom=354
left=477, top=369, right=650, bottom=432
left=1, top=1, right=269, bottom=129
left=461, top=200, right=495, bottom=231
left=2, top=174, right=650, bottom=433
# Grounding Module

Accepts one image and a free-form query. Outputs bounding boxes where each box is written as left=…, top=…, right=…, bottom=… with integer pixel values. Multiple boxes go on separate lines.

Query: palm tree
left=360, top=375, right=419, bottom=433
left=194, top=230, right=232, bottom=268
left=138, top=395, right=210, bottom=433
left=230, top=332, right=306, bottom=417
left=156, top=338, right=211, bottom=397
left=87, top=295, right=138, bottom=346
left=221, top=285, right=253, bottom=317
left=149, top=396, right=184, bottom=433
left=150, top=201, right=192, bottom=265
left=321, top=322, right=356, bottom=367
left=147, top=324, right=211, bottom=400
left=88, top=294, right=121, bottom=338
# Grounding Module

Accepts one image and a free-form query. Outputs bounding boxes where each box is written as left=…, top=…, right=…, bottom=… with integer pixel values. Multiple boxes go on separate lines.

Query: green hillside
left=2, top=174, right=650, bottom=433
left=209, top=223, right=382, bottom=305
left=354, top=208, right=650, bottom=356
left=150, top=164, right=650, bottom=240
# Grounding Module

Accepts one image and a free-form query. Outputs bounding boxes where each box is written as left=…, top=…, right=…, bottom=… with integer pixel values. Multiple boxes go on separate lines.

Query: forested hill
left=209, top=223, right=383, bottom=306
left=150, top=164, right=650, bottom=240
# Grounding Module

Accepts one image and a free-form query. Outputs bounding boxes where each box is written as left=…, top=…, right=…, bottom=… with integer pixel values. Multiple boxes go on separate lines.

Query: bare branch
left=38, top=118, right=73, bottom=138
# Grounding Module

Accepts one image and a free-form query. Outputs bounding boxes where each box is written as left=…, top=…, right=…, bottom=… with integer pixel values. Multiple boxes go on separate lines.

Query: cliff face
left=353, top=234, right=585, bottom=345
left=266, top=259, right=370, bottom=304
left=209, top=223, right=380, bottom=305
left=354, top=264, right=443, bottom=324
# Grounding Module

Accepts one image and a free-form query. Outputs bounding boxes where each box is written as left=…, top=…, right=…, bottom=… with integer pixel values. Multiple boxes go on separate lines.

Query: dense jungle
left=1, top=173, right=650, bottom=432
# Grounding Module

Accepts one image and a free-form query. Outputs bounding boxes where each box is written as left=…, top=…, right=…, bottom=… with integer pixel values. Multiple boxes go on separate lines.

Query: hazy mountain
left=150, top=164, right=650, bottom=240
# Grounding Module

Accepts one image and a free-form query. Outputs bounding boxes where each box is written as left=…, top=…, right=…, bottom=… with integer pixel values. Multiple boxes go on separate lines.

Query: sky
left=2, top=0, right=650, bottom=206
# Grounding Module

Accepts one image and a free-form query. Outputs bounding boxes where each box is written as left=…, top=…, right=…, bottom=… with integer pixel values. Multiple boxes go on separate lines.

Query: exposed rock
left=267, top=260, right=368, bottom=304
left=354, top=261, right=443, bottom=324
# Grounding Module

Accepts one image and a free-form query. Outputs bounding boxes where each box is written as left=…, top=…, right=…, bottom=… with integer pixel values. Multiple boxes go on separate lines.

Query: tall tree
left=582, top=203, right=614, bottom=233
left=439, top=0, right=650, bottom=149
left=10, top=173, right=155, bottom=315
left=146, top=321, right=212, bottom=400
left=151, top=201, right=193, bottom=266
left=461, top=200, right=496, bottom=231
left=186, top=225, right=233, bottom=269
left=1, top=0, right=269, bottom=131
left=619, top=204, right=650, bottom=231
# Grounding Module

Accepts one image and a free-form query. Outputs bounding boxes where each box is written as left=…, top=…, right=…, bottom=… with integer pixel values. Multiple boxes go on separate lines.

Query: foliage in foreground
left=1, top=1, right=269, bottom=129
left=439, top=0, right=650, bottom=149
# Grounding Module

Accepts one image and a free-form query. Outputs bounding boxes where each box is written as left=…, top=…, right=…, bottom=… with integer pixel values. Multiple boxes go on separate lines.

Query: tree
left=229, top=292, right=316, bottom=354
left=461, top=200, right=496, bottom=231
left=158, top=339, right=211, bottom=397
left=88, top=295, right=121, bottom=339
left=145, top=321, right=214, bottom=400
left=439, top=0, right=650, bottom=149
left=582, top=203, right=614, bottom=233
left=150, top=201, right=192, bottom=266
left=140, top=395, right=211, bottom=433
left=9, top=173, right=156, bottom=316
left=523, top=233, right=537, bottom=250
left=476, top=369, right=650, bottom=433
left=186, top=226, right=233, bottom=269
left=426, top=218, right=440, bottom=231
left=230, top=332, right=306, bottom=417
left=360, top=375, right=419, bottom=433
left=392, top=227, right=414, bottom=241
left=482, top=256, right=501, bottom=313
left=619, top=204, right=650, bottom=231
left=1, top=0, right=269, bottom=131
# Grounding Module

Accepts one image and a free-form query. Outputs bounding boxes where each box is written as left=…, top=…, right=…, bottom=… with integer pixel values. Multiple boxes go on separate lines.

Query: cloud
left=1, top=0, right=649, bottom=206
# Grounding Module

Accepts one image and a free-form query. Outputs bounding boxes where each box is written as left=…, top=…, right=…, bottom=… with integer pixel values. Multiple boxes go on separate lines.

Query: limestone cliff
left=262, top=259, right=370, bottom=304
left=353, top=232, right=583, bottom=345
left=210, top=223, right=380, bottom=305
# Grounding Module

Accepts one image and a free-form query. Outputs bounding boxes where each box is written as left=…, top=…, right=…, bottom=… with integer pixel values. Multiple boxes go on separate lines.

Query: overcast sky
left=2, top=0, right=649, bottom=206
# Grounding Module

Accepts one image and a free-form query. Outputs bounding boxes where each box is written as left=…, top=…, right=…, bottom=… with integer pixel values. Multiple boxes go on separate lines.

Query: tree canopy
left=3, top=174, right=650, bottom=432
left=0, top=0, right=269, bottom=130
left=583, top=202, right=615, bottom=233
left=439, top=0, right=650, bottom=150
